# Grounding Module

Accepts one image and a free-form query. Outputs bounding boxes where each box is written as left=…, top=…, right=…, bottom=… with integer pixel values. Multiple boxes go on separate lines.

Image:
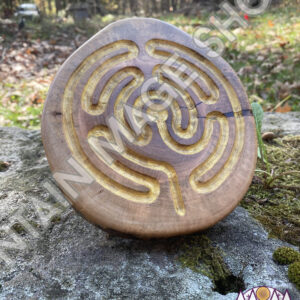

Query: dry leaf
left=276, top=103, right=292, bottom=113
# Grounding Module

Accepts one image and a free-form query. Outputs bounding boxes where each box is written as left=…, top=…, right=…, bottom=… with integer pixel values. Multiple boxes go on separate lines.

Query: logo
left=236, top=286, right=291, bottom=300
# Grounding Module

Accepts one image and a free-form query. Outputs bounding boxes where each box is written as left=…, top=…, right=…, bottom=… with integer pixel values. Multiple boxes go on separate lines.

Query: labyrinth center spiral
left=62, top=38, right=245, bottom=216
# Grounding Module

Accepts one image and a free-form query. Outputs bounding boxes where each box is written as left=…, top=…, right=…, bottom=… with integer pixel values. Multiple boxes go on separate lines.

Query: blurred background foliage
left=0, top=0, right=299, bottom=129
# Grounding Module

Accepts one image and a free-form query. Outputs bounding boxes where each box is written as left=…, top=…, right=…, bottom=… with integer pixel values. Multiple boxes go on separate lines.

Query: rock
left=206, top=208, right=299, bottom=298
left=0, top=120, right=299, bottom=299
left=262, top=112, right=300, bottom=136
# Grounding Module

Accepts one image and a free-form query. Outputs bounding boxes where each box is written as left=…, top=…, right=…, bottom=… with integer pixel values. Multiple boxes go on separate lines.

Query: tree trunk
left=129, top=0, right=138, bottom=15
left=171, top=0, right=178, bottom=11
left=40, top=0, right=46, bottom=14
left=161, top=0, right=170, bottom=13
left=55, top=0, right=60, bottom=14
left=151, top=0, right=157, bottom=13
left=47, top=0, right=52, bottom=13
left=144, top=0, right=151, bottom=16
left=121, top=0, right=126, bottom=14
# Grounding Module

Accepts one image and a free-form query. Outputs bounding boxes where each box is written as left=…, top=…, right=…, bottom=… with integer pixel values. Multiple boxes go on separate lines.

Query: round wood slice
left=42, top=18, right=257, bottom=238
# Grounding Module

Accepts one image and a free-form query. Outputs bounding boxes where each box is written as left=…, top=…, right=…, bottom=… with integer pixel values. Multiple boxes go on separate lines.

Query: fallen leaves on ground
left=0, top=19, right=89, bottom=128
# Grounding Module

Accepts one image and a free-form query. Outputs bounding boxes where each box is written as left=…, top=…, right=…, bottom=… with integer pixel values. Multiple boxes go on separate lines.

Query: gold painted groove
left=81, top=40, right=139, bottom=115
left=145, top=39, right=241, bottom=113
left=63, top=41, right=185, bottom=215
left=111, top=67, right=153, bottom=147
left=189, top=112, right=229, bottom=190
left=88, top=127, right=185, bottom=216
left=153, top=68, right=198, bottom=139
left=63, top=41, right=161, bottom=204
left=85, top=63, right=186, bottom=214
left=133, top=89, right=213, bottom=155
left=190, top=112, right=244, bottom=193
left=146, top=39, right=245, bottom=193
left=146, top=40, right=219, bottom=104
left=88, top=126, right=159, bottom=204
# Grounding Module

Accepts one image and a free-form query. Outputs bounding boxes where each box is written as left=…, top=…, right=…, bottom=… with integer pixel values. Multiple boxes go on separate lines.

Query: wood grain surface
left=42, top=18, right=257, bottom=238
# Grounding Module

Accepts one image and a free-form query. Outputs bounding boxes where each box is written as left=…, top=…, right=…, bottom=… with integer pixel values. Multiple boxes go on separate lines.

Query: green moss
left=273, top=247, right=300, bottom=265
left=178, top=235, right=230, bottom=282
left=288, top=262, right=300, bottom=290
left=51, top=215, right=61, bottom=223
left=178, top=234, right=245, bottom=294
left=241, top=136, right=300, bottom=246
left=12, top=223, right=26, bottom=235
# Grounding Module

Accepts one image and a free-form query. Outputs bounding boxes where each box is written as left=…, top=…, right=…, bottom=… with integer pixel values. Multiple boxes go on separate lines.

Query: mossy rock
left=288, top=261, right=300, bottom=290
left=178, top=235, right=230, bottom=281
left=178, top=234, right=246, bottom=294
left=273, top=247, right=300, bottom=265
left=242, top=136, right=300, bottom=246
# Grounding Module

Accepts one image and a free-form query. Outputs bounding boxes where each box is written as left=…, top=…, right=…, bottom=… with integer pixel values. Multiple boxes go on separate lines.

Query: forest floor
left=0, top=1, right=299, bottom=129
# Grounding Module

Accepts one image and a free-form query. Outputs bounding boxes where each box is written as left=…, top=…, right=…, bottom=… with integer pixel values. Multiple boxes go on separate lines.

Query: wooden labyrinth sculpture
left=42, top=18, right=257, bottom=237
